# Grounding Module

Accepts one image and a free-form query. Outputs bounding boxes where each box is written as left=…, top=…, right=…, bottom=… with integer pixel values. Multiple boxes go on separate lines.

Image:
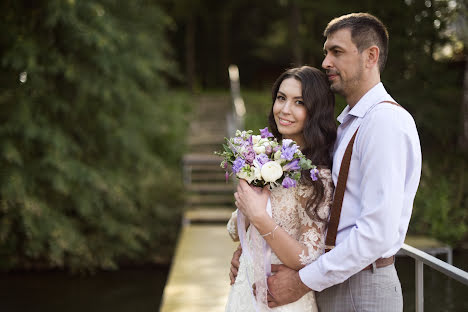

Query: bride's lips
left=278, top=117, right=294, bottom=126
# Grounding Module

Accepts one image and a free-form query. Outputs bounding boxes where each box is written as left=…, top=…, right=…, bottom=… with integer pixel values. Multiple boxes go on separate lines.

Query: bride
left=225, top=66, right=337, bottom=311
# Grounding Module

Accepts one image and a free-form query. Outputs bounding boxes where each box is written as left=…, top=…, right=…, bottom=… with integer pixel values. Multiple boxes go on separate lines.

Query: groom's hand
left=266, top=264, right=311, bottom=308
left=229, top=245, right=242, bottom=285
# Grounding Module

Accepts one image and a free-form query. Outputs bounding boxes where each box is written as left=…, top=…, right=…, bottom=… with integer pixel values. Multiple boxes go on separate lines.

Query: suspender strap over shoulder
left=324, top=127, right=358, bottom=252
left=324, top=100, right=400, bottom=253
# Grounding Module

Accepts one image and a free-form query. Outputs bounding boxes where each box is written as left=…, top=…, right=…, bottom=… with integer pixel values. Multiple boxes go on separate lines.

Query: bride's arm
left=227, top=209, right=251, bottom=242
left=235, top=177, right=332, bottom=271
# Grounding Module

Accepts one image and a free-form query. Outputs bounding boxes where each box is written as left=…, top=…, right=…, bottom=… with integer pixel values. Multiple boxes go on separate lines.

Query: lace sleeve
left=296, top=169, right=333, bottom=266
left=227, top=209, right=239, bottom=241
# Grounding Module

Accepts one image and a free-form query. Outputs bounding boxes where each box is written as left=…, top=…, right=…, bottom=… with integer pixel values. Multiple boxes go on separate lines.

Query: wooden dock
left=159, top=94, right=238, bottom=312
left=159, top=223, right=237, bottom=312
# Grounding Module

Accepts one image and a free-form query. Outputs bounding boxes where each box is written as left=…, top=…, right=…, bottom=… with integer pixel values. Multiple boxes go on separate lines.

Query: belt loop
left=371, top=261, right=376, bottom=273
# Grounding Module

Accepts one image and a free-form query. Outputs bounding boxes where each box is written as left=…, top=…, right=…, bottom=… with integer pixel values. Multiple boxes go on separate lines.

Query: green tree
left=0, top=0, right=188, bottom=271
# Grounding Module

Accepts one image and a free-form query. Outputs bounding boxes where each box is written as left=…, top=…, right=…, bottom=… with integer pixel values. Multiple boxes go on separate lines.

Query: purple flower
left=243, top=148, right=256, bottom=164
left=260, top=127, right=274, bottom=138
left=283, top=159, right=300, bottom=171
left=225, top=171, right=229, bottom=182
left=310, top=168, right=319, bottom=181
left=273, top=145, right=281, bottom=153
left=282, top=177, right=297, bottom=188
left=232, top=157, right=246, bottom=173
left=255, top=154, right=270, bottom=167
left=265, top=145, right=273, bottom=155
left=281, top=144, right=297, bottom=161
left=234, top=137, right=244, bottom=145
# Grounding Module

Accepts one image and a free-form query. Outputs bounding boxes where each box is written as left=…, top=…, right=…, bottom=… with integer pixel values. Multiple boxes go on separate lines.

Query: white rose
left=253, top=145, right=266, bottom=154
left=261, top=161, right=283, bottom=182
left=252, top=135, right=261, bottom=144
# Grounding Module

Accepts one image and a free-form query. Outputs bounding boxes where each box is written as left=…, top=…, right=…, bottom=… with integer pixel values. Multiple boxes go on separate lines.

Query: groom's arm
left=229, top=244, right=242, bottom=285
left=299, top=107, right=421, bottom=291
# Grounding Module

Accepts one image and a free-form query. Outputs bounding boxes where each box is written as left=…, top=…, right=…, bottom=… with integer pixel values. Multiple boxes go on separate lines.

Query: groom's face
left=322, top=28, right=365, bottom=97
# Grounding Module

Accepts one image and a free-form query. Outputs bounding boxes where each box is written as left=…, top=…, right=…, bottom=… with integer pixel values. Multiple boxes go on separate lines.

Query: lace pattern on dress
left=227, top=209, right=239, bottom=241
left=225, top=168, right=333, bottom=311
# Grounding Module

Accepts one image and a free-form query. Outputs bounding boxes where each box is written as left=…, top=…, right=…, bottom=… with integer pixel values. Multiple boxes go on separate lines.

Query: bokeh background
left=0, top=0, right=467, bottom=311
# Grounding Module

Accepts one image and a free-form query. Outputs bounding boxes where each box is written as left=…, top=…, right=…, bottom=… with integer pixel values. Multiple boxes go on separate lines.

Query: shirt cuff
left=298, top=259, right=329, bottom=292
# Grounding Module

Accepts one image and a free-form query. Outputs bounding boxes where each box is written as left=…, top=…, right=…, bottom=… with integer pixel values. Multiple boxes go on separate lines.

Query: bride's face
left=273, top=78, right=307, bottom=147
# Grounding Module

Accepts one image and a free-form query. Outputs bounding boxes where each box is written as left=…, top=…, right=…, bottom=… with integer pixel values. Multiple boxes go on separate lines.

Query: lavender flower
left=243, top=148, right=256, bottom=164
left=260, top=127, right=274, bottom=138
left=282, top=139, right=293, bottom=147
left=265, top=145, right=273, bottom=155
left=255, top=153, right=270, bottom=167
left=310, top=168, right=319, bottom=181
left=281, top=143, right=297, bottom=161
left=233, top=137, right=244, bottom=145
left=225, top=171, right=229, bottom=182
left=283, top=159, right=300, bottom=171
left=232, top=157, right=246, bottom=173
left=282, top=177, right=297, bottom=188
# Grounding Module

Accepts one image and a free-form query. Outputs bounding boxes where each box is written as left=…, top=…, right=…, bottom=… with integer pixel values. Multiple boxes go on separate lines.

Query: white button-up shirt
left=299, top=82, right=422, bottom=291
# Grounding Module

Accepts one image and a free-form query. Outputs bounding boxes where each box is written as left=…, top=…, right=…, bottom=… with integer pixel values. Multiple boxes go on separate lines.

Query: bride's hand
left=234, top=179, right=270, bottom=226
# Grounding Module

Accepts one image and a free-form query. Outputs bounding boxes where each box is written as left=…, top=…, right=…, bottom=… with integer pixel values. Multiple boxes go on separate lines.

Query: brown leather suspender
left=324, top=100, right=400, bottom=253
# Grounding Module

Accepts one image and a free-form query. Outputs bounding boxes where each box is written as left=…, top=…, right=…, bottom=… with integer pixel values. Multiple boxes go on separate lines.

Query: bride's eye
left=296, top=100, right=304, bottom=105
left=276, top=95, right=285, bottom=101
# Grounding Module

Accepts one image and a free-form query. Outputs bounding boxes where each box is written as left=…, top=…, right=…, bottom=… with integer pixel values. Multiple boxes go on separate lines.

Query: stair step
left=187, top=183, right=234, bottom=193
left=190, top=172, right=228, bottom=182
left=184, top=208, right=234, bottom=223
left=187, top=194, right=233, bottom=206
left=183, top=153, right=222, bottom=165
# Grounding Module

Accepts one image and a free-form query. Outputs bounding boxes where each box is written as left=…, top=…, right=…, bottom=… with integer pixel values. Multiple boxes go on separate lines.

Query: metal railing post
left=400, top=244, right=468, bottom=311
left=227, top=64, right=245, bottom=136
left=415, top=259, right=424, bottom=312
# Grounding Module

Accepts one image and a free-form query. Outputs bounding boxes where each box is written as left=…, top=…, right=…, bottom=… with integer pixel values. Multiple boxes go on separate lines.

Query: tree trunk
left=289, top=1, right=302, bottom=66
left=220, top=8, right=230, bottom=86
left=185, top=14, right=196, bottom=93
left=459, top=54, right=468, bottom=152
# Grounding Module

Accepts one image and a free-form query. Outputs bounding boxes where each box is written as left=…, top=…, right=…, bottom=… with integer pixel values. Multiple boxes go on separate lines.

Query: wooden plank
left=187, top=194, right=233, bottom=206
left=184, top=208, right=234, bottom=223
left=187, top=183, right=234, bottom=193
left=159, top=225, right=238, bottom=312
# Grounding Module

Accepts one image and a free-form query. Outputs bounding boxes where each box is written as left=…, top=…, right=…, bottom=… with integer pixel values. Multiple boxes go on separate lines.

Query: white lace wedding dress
left=225, top=169, right=333, bottom=312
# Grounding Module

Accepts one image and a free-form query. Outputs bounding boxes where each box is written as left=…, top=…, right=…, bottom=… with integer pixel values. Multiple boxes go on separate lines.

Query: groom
left=229, top=13, right=422, bottom=311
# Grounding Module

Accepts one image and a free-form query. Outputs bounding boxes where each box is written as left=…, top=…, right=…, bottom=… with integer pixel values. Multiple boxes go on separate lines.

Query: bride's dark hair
left=268, top=66, right=337, bottom=222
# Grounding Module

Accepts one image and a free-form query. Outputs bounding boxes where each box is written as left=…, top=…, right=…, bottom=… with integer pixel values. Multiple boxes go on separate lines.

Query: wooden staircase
left=183, top=94, right=236, bottom=224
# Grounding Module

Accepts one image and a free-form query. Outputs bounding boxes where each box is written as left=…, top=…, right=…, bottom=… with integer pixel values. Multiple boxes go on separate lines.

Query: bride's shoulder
left=317, top=166, right=332, bottom=181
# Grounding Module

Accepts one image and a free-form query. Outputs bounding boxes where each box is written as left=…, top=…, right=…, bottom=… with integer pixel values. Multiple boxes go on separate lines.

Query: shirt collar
left=336, top=82, right=388, bottom=123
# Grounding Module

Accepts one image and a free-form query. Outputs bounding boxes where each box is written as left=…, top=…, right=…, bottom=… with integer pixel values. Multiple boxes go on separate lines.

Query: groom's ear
left=364, top=45, right=380, bottom=69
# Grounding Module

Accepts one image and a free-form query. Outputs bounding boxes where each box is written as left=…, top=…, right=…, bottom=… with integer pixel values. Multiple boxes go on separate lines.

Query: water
left=0, top=251, right=466, bottom=312
left=0, top=265, right=169, bottom=312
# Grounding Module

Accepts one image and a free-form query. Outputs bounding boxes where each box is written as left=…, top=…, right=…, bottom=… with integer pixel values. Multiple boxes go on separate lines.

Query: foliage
left=411, top=155, right=467, bottom=246
left=0, top=0, right=189, bottom=271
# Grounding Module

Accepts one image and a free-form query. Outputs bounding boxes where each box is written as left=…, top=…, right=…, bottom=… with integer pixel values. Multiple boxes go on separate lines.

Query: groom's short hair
left=324, top=13, right=389, bottom=72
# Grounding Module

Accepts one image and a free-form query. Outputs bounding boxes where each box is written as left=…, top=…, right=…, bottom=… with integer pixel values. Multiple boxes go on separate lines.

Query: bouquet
left=215, top=127, right=319, bottom=188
